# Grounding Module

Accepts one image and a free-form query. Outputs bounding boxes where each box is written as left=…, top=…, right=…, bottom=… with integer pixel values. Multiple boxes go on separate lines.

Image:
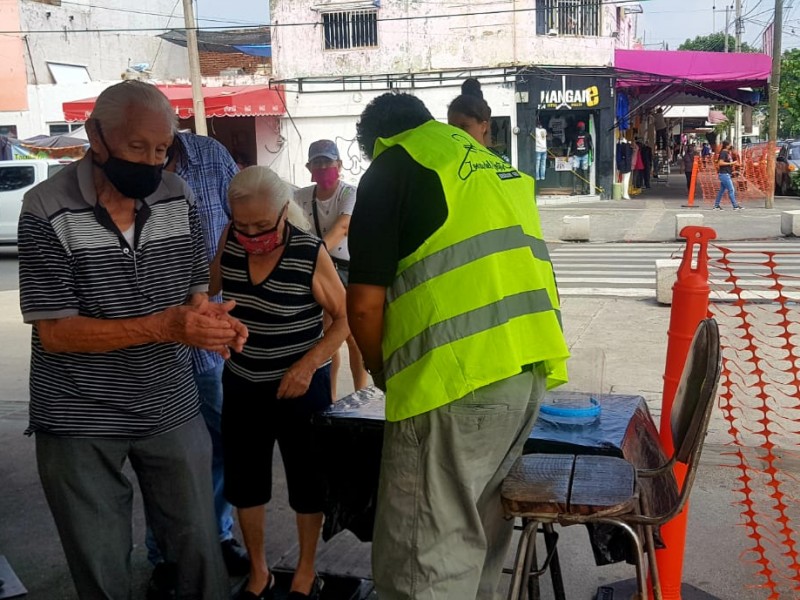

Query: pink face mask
left=233, top=205, right=287, bottom=255
left=311, top=166, right=339, bottom=190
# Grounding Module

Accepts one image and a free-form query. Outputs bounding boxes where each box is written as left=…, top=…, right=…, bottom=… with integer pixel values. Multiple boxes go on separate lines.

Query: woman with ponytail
left=448, top=78, right=511, bottom=163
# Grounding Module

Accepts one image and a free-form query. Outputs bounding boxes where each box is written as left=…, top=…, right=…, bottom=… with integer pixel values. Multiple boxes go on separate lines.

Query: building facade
left=0, top=0, right=189, bottom=138
left=268, top=0, right=640, bottom=197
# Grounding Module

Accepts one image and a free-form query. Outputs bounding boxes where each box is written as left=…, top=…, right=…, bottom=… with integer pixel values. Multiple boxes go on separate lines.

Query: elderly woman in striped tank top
left=210, top=166, right=349, bottom=600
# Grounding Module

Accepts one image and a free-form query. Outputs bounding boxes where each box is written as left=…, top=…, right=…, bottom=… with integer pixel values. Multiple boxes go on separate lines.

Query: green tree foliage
left=774, top=48, right=800, bottom=139
left=678, top=32, right=756, bottom=53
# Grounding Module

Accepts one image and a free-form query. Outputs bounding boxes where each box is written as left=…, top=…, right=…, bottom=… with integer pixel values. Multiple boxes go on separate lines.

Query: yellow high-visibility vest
left=376, top=120, right=569, bottom=422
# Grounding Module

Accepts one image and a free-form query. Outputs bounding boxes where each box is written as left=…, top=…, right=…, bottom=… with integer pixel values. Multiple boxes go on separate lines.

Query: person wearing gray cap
left=295, top=140, right=368, bottom=398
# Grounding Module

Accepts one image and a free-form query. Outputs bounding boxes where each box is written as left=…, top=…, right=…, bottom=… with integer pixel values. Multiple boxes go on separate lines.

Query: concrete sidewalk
left=0, top=288, right=774, bottom=600
left=536, top=173, right=800, bottom=243
left=1, top=179, right=794, bottom=599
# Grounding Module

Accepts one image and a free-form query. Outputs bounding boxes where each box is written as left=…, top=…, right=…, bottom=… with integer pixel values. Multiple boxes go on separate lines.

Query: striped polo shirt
left=221, top=223, right=326, bottom=383
left=18, top=155, right=209, bottom=438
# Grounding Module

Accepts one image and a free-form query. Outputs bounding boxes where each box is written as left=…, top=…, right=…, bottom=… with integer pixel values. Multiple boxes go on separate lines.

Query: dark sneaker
left=146, top=562, right=177, bottom=600
left=221, top=538, right=251, bottom=577
left=712, top=206, right=723, bottom=211
left=734, top=205, right=744, bottom=211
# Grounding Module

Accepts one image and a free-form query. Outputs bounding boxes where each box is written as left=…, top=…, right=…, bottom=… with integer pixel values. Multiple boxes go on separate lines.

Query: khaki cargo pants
left=372, top=364, right=547, bottom=600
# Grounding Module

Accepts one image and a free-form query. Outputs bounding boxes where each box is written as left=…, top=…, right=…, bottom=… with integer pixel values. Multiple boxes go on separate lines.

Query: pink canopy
left=615, top=50, right=772, bottom=90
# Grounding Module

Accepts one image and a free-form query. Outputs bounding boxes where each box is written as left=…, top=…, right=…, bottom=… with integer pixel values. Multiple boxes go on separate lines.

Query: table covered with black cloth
left=313, top=387, right=678, bottom=566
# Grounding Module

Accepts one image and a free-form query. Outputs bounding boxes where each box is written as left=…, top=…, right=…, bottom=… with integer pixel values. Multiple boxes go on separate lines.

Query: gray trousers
left=372, top=364, right=547, bottom=600
left=36, top=415, right=228, bottom=600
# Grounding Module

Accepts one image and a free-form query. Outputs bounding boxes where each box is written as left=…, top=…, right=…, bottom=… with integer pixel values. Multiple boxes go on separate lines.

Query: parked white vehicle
left=0, top=159, right=72, bottom=244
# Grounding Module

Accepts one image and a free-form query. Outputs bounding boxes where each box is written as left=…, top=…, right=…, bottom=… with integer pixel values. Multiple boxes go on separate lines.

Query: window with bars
left=536, top=0, right=601, bottom=36
left=323, top=10, right=378, bottom=50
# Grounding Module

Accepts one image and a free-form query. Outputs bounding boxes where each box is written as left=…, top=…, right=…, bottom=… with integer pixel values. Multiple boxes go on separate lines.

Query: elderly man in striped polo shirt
left=17, top=80, right=247, bottom=599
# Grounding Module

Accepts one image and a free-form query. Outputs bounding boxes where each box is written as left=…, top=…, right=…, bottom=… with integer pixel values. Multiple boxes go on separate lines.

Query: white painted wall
left=271, top=1, right=637, bottom=80
left=267, top=84, right=517, bottom=186
left=0, top=82, right=114, bottom=139
left=21, top=0, right=189, bottom=83
left=0, top=0, right=190, bottom=137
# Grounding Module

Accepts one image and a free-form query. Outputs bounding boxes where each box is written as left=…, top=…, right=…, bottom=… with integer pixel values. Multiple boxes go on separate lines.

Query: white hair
left=228, top=166, right=310, bottom=230
left=90, top=80, right=177, bottom=134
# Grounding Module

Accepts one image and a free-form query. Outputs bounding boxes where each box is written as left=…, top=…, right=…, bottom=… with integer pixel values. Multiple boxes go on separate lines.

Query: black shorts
left=332, top=258, right=349, bottom=287
left=221, top=364, right=332, bottom=512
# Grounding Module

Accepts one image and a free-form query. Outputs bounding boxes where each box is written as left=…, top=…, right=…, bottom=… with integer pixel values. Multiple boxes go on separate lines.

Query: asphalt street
left=0, top=247, right=18, bottom=292
left=3, top=186, right=800, bottom=598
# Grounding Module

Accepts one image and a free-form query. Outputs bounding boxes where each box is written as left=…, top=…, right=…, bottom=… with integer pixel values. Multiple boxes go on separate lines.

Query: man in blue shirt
left=147, top=132, right=249, bottom=596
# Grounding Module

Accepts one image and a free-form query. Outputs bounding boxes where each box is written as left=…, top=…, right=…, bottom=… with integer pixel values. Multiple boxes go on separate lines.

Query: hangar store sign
left=537, top=75, right=605, bottom=110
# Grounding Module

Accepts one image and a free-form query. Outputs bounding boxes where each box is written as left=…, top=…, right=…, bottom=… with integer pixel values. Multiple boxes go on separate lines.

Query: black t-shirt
left=718, top=150, right=733, bottom=175
left=571, top=132, right=592, bottom=156
left=349, top=146, right=448, bottom=287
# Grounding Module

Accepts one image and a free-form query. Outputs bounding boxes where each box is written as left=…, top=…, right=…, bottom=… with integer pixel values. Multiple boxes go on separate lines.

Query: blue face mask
left=94, top=123, right=164, bottom=199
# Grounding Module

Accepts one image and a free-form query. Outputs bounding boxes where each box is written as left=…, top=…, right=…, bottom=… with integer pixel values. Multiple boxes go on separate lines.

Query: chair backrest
left=670, top=318, right=722, bottom=465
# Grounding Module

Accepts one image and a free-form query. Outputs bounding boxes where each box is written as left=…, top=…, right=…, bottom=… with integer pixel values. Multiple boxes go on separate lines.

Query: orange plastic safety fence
left=697, top=143, right=772, bottom=205
left=707, top=244, right=800, bottom=599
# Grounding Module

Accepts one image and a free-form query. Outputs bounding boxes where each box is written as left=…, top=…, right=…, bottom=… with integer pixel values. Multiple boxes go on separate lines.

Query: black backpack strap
left=311, top=187, right=322, bottom=238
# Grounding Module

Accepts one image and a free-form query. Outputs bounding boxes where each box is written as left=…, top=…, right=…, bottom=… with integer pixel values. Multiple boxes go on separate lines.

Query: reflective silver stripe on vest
left=385, top=289, right=558, bottom=379
left=388, top=226, right=552, bottom=303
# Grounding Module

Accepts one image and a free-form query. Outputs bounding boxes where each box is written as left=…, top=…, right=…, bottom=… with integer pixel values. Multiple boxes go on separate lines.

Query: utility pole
left=766, top=0, right=783, bottom=209
left=725, top=5, right=730, bottom=51
left=735, top=0, right=743, bottom=152
left=182, top=0, right=208, bottom=136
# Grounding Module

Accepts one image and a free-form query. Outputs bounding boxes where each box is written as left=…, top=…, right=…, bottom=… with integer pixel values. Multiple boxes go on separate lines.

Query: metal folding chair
left=501, top=318, right=722, bottom=600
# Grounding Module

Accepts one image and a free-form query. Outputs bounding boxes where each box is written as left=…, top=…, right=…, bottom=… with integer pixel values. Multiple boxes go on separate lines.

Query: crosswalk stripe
left=557, top=270, right=654, bottom=276
left=560, top=288, right=656, bottom=298
left=547, top=241, right=800, bottom=299
left=557, top=277, right=654, bottom=284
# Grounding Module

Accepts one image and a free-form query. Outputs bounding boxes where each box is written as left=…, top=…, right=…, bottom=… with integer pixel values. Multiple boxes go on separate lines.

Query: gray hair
left=90, top=80, right=177, bottom=134
left=228, top=166, right=310, bottom=230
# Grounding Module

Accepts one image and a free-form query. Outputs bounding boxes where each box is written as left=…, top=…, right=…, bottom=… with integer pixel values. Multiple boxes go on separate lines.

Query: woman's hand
left=277, top=359, right=316, bottom=399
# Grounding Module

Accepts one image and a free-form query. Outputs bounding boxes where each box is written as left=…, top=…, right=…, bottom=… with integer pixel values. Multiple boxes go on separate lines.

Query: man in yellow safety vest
left=347, top=92, right=569, bottom=600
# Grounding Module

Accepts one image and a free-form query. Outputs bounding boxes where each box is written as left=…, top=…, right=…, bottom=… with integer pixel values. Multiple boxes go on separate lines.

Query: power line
left=150, top=0, right=182, bottom=72
left=55, top=0, right=262, bottom=26
left=0, top=0, right=649, bottom=35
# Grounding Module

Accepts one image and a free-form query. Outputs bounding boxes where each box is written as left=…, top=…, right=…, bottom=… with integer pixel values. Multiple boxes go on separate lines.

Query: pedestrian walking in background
left=683, top=144, right=697, bottom=191
left=347, top=92, right=569, bottom=600
left=654, top=107, right=668, bottom=150
left=639, top=139, right=652, bottom=189
left=632, top=139, right=645, bottom=190
left=296, top=139, right=368, bottom=399
left=714, top=140, right=743, bottom=210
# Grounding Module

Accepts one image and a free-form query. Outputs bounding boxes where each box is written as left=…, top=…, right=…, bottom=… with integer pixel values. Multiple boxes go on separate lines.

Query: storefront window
left=537, top=111, right=594, bottom=194
left=521, top=73, right=613, bottom=198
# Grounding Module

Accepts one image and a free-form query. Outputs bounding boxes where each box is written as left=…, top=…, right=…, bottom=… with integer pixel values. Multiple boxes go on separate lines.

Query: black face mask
left=94, top=123, right=165, bottom=199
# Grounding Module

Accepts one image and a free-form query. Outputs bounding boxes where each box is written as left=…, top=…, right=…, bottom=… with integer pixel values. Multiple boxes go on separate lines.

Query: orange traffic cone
left=655, top=225, right=717, bottom=599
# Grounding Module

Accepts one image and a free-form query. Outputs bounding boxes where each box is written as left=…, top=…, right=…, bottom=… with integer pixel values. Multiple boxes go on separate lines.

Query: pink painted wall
left=0, top=0, right=28, bottom=111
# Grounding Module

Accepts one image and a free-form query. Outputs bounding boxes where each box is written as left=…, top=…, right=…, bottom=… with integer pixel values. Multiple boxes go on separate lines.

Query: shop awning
left=615, top=50, right=772, bottom=90
left=63, top=84, right=285, bottom=122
